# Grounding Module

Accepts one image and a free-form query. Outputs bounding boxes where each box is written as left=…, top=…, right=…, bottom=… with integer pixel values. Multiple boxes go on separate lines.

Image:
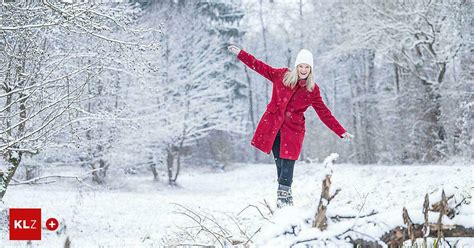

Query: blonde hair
left=282, top=67, right=315, bottom=91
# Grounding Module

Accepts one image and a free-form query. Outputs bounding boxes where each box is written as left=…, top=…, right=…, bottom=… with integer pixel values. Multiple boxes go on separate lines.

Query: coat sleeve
left=237, top=49, right=278, bottom=82
left=311, top=85, right=346, bottom=137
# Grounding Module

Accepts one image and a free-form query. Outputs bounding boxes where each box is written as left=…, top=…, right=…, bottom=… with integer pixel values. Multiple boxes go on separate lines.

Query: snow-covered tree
left=109, top=1, right=245, bottom=185
left=333, top=1, right=470, bottom=163
left=0, top=1, right=159, bottom=197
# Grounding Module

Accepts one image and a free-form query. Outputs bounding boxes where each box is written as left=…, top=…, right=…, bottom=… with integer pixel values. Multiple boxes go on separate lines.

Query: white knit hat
left=294, top=49, right=313, bottom=69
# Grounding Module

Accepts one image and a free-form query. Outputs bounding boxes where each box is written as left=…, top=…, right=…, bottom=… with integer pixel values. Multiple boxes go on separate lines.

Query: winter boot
left=287, top=187, right=294, bottom=206
left=277, top=184, right=291, bottom=208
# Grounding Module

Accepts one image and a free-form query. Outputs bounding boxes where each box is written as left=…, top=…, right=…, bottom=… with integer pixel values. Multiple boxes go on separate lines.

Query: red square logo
left=9, top=208, right=42, bottom=240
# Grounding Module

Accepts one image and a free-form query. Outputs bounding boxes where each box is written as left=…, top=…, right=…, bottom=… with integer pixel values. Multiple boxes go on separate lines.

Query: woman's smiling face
left=297, top=64, right=311, bottom=79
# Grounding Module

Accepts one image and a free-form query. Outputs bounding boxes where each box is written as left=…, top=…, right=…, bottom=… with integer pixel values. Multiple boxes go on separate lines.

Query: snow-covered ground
left=1, top=161, right=472, bottom=247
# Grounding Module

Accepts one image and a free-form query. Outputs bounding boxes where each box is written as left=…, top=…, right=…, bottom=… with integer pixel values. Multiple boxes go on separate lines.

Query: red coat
left=237, top=49, right=346, bottom=160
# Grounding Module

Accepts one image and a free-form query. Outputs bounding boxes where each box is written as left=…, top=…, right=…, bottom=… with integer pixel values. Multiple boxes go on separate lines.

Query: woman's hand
left=341, top=132, right=354, bottom=142
left=228, top=44, right=241, bottom=55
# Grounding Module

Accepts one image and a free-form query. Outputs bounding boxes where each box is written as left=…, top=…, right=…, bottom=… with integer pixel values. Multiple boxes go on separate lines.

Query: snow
left=1, top=162, right=472, bottom=247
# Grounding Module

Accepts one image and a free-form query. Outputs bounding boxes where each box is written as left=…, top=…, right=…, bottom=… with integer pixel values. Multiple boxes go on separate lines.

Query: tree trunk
left=0, top=151, right=23, bottom=200
left=258, top=0, right=270, bottom=104
left=363, top=49, right=377, bottom=163
left=244, top=67, right=259, bottom=162
left=91, top=158, right=108, bottom=184
left=349, top=54, right=363, bottom=164
left=0, top=56, right=27, bottom=200
left=423, top=83, right=447, bottom=162
left=244, top=67, right=256, bottom=132
left=150, top=164, right=159, bottom=181
left=149, top=154, right=159, bottom=181
left=172, top=141, right=184, bottom=184
left=167, top=147, right=175, bottom=186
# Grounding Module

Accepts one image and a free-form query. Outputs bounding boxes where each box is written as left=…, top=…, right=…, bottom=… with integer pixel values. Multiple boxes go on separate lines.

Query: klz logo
left=9, top=208, right=41, bottom=240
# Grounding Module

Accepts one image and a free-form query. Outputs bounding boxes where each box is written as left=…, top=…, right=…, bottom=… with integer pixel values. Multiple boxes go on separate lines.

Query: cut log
left=402, top=207, right=415, bottom=245
left=377, top=224, right=474, bottom=248
left=423, top=193, right=429, bottom=246
left=437, top=190, right=448, bottom=240
left=313, top=174, right=331, bottom=230
left=349, top=224, right=474, bottom=248
left=312, top=154, right=341, bottom=230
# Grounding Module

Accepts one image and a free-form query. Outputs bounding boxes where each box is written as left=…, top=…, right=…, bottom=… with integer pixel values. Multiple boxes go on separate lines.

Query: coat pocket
left=266, top=103, right=278, bottom=113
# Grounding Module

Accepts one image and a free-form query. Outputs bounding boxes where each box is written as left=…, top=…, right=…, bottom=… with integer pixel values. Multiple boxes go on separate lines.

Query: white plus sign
left=48, top=221, right=56, bottom=228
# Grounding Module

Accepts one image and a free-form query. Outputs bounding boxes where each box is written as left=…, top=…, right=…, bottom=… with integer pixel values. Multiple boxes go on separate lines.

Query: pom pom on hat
left=294, top=49, right=313, bottom=69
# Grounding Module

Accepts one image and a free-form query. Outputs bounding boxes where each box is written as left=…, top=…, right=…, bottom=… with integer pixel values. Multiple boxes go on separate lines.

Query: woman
left=228, top=45, right=353, bottom=208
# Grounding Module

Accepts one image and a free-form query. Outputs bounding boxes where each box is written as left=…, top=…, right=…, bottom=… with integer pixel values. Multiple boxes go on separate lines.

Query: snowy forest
left=0, top=0, right=472, bottom=247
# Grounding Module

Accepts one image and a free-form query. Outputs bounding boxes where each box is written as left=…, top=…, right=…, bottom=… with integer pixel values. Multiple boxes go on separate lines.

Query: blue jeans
left=271, top=131, right=295, bottom=187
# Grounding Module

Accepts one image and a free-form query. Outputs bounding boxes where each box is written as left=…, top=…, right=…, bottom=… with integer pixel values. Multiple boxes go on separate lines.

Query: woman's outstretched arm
left=228, top=44, right=278, bottom=82
left=311, top=85, right=352, bottom=139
